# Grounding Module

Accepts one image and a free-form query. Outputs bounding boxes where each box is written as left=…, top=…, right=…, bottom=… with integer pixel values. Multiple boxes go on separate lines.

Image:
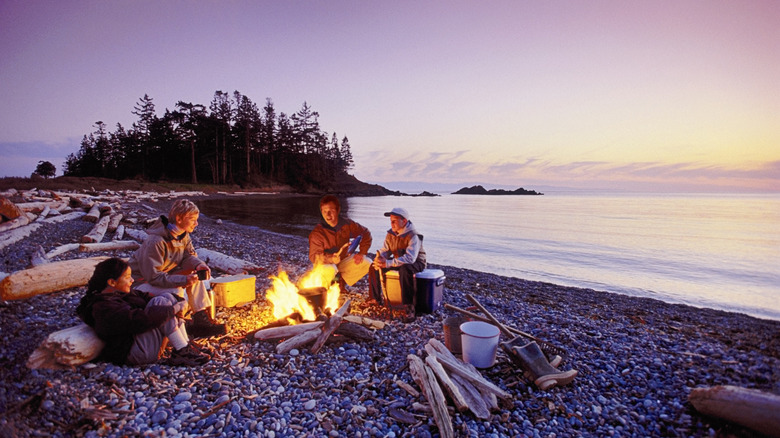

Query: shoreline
left=1, top=192, right=778, bottom=436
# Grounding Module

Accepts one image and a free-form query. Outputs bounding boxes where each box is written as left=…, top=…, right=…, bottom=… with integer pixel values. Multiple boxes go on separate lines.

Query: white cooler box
left=211, top=274, right=256, bottom=308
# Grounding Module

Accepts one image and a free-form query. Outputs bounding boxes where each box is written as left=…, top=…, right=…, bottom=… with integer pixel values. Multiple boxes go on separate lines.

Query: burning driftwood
left=252, top=299, right=377, bottom=354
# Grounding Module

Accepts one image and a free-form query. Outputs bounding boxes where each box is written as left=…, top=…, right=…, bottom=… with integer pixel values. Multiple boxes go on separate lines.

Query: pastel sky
left=1, top=1, right=778, bottom=193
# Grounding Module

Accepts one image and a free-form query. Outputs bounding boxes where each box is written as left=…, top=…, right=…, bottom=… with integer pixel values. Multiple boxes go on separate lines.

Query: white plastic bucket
left=460, top=321, right=500, bottom=368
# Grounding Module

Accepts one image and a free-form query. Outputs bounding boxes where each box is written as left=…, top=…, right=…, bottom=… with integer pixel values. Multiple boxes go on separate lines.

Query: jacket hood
left=388, top=219, right=417, bottom=237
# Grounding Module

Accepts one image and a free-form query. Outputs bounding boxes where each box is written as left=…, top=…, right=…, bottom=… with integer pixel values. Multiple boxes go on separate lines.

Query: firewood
left=0, top=256, right=111, bottom=300
left=334, top=321, right=374, bottom=341
left=343, top=315, right=386, bottom=330
left=79, top=240, right=140, bottom=253
left=424, top=355, right=470, bottom=413
left=195, top=248, right=263, bottom=275
left=424, top=340, right=511, bottom=400
left=107, top=213, right=123, bottom=232
left=45, top=243, right=80, bottom=259
left=407, top=354, right=454, bottom=438
left=310, top=299, right=351, bottom=354
left=449, top=373, right=491, bottom=419
left=689, top=385, right=780, bottom=438
left=0, top=222, right=42, bottom=251
left=276, top=328, right=320, bottom=354
left=83, top=204, right=101, bottom=223
left=254, top=321, right=324, bottom=341
left=26, top=323, right=105, bottom=369
left=81, top=215, right=111, bottom=243
left=395, top=379, right=421, bottom=398
left=124, top=228, right=149, bottom=242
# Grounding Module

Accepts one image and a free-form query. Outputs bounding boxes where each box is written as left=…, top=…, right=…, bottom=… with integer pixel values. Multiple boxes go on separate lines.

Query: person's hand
left=354, top=254, right=364, bottom=264
left=196, top=264, right=211, bottom=279
left=172, top=300, right=189, bottom=318
left=373, top=254, right=386, bottom=269
left=330, top=253, right=341, bottom=265
left=185, top=273, right=199, bottom=287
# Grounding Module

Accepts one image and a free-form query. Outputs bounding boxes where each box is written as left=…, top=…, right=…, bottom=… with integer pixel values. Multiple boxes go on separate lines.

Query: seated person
left=128, top=199, right=225, bottom=338
left=308, top=195, right=372, bottom=290
left=76, top=257, right=210, bottom=366
left=369, top=207, right=426, bottom=315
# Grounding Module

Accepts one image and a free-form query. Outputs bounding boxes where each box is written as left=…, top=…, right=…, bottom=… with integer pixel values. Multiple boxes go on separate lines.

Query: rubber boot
left=186, top=310, right=227, bottom=338
left=513, top=341, right=577, bottom=390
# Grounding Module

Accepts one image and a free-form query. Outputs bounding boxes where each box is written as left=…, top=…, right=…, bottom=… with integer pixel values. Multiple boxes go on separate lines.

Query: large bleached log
left=254, top=321, right=324, bottom=341
left=310, top=299, right=351, bottom=354
left=15, top=199, right=69, bottom=214
left=425, top=339, right=511, bottom=400
left=27, top=323, right=105, bottom=369
left=689, top=385, right=780, bottom=438
left=424, top=354, right=470, bottom=413
left=408, top=354, right=454, bottom=438
left=44, top=211, right=86, bottom=223
left=83, top=204, right=101, bottom=223
left=34, top=206, right=51, bottom=222
left=0, top=222, right=42, bottom=251
left=79, top=240, right=140, bottom=253
left=0, top=256, right=110, bottom=301
left=276, top=328, right=320, bottom=354
left=107, top=213, right=123, bottom=232
left=81, top=215, right=111, bottom=243
left=124, top=227, right=149, bottom=242
left=0, top=214, right=31, bottom=233
left=45, top=243, right=81, bottom=259
left=195, top=248, right=263, bottom=274
left=112, top=224, right=125, bottom=241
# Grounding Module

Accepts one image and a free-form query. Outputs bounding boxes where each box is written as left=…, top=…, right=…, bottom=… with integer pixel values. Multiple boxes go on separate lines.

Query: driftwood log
left=311, top=299, right=351, bottom=353
left=0, top=214, right=31, bottom=233
left=408, top=354, right=454, bottom=438
left=689, top=385, right=780, bottom=438
left=196, top=248, right=263, bottom=274
left=113, top=224, right=125, bottom=241
left=79, top=240, right=140, bottom=253
left=26, top=323, right=105, bottom=369
left=124, top=228, right=149, bottom=242
left=0, top=222, right=42, bottom=251
left=83, top=204, right=101, bottom=223
left=107, top=213, right=123, bottom=232
left=0, top=196, right=23, bottom=220
left=81, top=215, right=111, bottom=243
left=43, top=211, right=86, bottom=223
left=254, top=322, right=324, bottom=341
left=45, top=243, right=80, bottom=259
left=0, top=256, right=111, bottom=300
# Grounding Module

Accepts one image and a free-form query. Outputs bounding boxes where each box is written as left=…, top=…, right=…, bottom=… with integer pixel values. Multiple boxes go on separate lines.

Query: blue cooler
left=414, top=269, right=445, bottom=313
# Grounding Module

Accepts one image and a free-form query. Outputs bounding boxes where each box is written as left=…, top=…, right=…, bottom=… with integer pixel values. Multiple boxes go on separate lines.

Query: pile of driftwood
left=0, top=188, right=266, bottom=369
left=403, top=339, right=512, bottom=438
left=252, top=299, right=383, bottom=354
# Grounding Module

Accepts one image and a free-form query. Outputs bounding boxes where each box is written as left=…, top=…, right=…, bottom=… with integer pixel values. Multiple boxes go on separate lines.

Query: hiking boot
left=167, top=344, right=210, bottom=366
left=186, top=310, right=227, bottom=338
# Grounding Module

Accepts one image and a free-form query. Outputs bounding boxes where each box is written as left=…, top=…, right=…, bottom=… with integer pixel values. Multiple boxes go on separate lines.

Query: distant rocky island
left=452, top=185, right=543, bottom=195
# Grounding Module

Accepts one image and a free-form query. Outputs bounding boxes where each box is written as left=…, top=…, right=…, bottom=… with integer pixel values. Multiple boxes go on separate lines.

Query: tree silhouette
left=34, top=161, right=56, bottom=178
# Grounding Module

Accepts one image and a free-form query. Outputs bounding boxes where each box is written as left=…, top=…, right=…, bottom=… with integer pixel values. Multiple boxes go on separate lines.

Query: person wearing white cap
left=369, top=207, right=427, bottom=318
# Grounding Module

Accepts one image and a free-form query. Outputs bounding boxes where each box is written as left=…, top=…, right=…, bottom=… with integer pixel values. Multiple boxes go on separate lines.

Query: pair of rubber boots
left=511, top=341, right=578, bottom=390
left=186, top=309, right=227, bottom=338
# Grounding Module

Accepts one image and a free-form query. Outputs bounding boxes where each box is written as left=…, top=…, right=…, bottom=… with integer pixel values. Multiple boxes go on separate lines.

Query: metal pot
left=298, top=286, right=327, bottom=310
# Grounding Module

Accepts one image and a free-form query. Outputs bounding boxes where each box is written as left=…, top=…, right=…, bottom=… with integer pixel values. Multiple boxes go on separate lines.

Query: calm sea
left=196, top=193, right=780, bottom=321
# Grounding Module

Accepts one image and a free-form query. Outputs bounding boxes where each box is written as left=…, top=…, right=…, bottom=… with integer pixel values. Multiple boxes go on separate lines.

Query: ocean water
left=196, top=193, right=780, bottom=321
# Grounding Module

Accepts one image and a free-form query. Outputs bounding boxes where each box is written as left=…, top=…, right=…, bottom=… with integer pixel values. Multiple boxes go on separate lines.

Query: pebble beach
left=1, top=194, right=779, bottom=438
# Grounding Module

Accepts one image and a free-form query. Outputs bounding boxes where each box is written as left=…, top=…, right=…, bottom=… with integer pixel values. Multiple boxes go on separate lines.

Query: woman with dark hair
left=77, top=257, right=210, bottom=366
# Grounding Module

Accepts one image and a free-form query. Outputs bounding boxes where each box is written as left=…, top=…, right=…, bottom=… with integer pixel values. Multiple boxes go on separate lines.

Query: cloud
left=355, top=149, right=780, bottom=193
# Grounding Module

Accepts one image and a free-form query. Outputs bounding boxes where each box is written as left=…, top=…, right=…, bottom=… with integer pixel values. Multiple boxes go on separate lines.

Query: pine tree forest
left=63, top=91, right=355, bottom=190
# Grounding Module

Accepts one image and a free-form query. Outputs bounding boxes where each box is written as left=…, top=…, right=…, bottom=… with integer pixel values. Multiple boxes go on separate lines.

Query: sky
left=1, top=0, right=778, bottom=193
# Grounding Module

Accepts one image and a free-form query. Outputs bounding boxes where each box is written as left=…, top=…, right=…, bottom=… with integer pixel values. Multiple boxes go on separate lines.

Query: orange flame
left=265, top=264, right=340, bottom=322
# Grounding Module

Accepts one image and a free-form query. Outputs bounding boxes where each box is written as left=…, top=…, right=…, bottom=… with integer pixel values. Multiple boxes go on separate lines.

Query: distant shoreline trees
left=63, top=91, right=355, bottom=190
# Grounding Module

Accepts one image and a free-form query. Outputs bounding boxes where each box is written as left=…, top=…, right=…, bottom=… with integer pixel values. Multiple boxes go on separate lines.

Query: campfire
left=265, top=264, right=341, bottom=323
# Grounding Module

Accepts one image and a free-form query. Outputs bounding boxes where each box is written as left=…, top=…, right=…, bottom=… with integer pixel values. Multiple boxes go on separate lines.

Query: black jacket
left=78, top=287, right=175, bottom=364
